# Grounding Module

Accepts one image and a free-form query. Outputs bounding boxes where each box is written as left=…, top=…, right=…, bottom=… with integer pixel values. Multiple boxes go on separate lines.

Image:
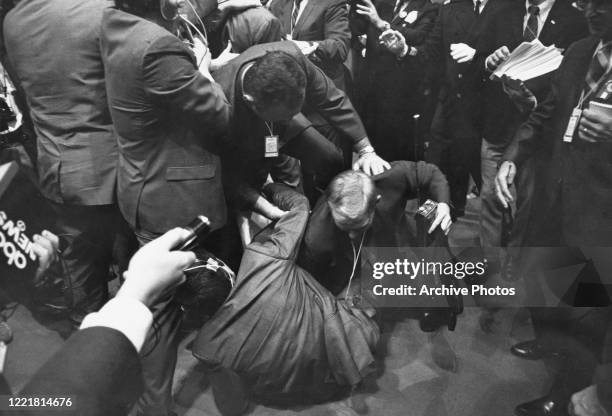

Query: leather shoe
left=419, top=309, right=457, bottom=332
left=515, top=395, right=567, bottom=416
left=510, top=339, right=561, bottom=360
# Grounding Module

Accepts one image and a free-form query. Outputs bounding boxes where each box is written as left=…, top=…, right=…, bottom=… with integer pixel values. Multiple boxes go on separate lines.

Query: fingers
left=495, top=177, right=507, bottom=208
left=41, top=230, right=60, bottom=252
left=579, top=116, right=610, bottom=142
left=168, top=250, right=197, bottom=276
left=355, top=4, right=372, bottom=14
left=441, top=215, right=453, bottom=235
left=428, top=214, right=443, bottom=234
left=500, top=169, right=514, bottom=203
left=31, top=239, right=52, bottom=270
left=494, top=164, right=514, bottom=208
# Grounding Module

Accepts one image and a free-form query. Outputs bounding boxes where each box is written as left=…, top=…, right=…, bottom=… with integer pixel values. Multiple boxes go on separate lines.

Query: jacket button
left=456, top=93, right=462, bottom=99
left=458, top=73, right=463, bottom=79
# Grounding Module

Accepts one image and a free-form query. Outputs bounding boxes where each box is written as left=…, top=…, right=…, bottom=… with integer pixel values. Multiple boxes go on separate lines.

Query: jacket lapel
left=566, top=37, right=600, bottom=110
left=510, top=2, right=525, bottom=43
left=293, top=0, right=317, bottom=35
left=453, top=1, right=476, bottom=35
left=539, top=0, right=565, bottom=45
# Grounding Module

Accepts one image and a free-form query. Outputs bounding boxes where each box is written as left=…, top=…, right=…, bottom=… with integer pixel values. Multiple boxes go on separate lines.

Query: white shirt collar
left=473, top=0, right=489, bottom=11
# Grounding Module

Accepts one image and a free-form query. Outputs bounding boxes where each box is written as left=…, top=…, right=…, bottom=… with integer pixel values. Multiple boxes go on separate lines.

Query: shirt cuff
left=80, top=297, right=153, bottom=353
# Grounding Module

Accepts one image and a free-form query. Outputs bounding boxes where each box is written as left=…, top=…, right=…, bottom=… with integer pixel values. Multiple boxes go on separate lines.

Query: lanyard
left=576, top=66, right=612, bottom=110
left=344, top=231, right=367, bottom=300
left=264, top=121, right=274, bottom=136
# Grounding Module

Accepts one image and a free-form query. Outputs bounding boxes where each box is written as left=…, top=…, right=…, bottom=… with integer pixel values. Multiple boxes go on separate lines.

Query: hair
left=326, top=170, right=377, bottom=225
left=243, top=51, right=306, bottom=110
left=114, top=0, right=160, bottom=16
left=174, top=248, right=233, bottom=325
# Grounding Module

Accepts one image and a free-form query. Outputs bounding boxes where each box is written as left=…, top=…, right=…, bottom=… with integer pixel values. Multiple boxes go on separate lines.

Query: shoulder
left=563, top=36, right=599, bottom=61
left=550, top=0, right=584, bottom=18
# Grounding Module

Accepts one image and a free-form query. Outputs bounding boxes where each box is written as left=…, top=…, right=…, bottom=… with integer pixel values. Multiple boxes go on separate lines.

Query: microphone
left=174, top=215, right=211, bottom=251
left=0, top=321, right=13, bottom=374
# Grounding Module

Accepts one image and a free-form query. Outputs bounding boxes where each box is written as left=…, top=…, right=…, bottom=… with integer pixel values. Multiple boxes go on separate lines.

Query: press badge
left=563, top=107, right=582, bottom=143
left=265, top=135, right=279, bottom=158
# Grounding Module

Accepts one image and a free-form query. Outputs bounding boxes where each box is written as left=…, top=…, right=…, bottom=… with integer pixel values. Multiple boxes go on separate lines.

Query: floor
left=1, top=197, right=551, bottom=416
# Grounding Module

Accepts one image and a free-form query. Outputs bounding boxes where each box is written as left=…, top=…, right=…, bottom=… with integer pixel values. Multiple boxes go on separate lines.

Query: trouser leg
left=49, top=202, right=122, bottom=324
left=133, top=231, right=182, bottom=416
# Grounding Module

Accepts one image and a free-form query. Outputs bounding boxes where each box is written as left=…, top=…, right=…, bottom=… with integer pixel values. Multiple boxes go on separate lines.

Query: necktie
left=394, top=0, right=405, bottom=14
left=523, top=5, right=540, bottom=41
left=291, top=0, right=302, bottom=34
left=584, top=42, right=612, bottom=95
left=474, top=0, right=482, bottom=15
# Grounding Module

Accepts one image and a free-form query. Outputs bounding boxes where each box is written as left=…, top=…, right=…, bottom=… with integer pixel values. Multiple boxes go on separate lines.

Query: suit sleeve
left=302, top=52, right=368, bottom=145
left=392, top=2, right=438, bottom=46
left=143, top=35, right=230, bottom=136
left=248, top=183, right=311, bottom=260
left=502, top=74, right=558, bottom=167
left=400, top=160, right=450, bottom=204
left=16, top=327, right=143, bottom=416
left=310, top=0, right=351, bottom=65
left=415, top=7, right=443, bottom=66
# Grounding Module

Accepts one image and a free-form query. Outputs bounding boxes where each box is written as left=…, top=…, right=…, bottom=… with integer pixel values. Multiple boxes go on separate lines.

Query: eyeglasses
left=572, top=0, right=611, bottom=11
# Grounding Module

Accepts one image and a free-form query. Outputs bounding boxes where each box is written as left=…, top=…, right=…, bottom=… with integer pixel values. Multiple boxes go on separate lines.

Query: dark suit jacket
left=419, top=0, right=505, bottom=139
left=3, top=0, right=117, bottom=205
left=299, top=161, right=450, bottom=293
left=100, top=8, right=230, bottom=235
left=352, top=0, right=438, bottom=80
left=504, top=36, right=612, bottom=246
left=13, top=327, right=143, bottom=416
left=477, top=0, right=588, bottom=145
left=270, top=0, right=351, bottom=89
left=213, top=41, right=367, bottom=210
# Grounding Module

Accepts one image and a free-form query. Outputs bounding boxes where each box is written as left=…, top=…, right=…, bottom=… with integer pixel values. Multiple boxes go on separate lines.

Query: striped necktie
left=291, top=0, right=303, bottom=34
left=584, top=42, right=612, bottom=96
left=523, top=5, right=539, bottom=41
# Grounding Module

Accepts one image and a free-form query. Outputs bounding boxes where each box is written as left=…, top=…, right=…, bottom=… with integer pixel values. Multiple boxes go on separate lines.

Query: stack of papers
left=491, top=40, right=564, bottom=81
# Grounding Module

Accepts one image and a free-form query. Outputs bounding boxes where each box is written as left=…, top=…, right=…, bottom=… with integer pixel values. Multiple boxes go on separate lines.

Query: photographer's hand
left=119, top=228, right=196, bottom=308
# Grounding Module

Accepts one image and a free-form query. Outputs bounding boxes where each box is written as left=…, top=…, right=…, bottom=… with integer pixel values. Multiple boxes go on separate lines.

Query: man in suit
left=269, top=0, right=351, bottom=91
left=299, top=162, right=452, bottom=294
left=405, top=0, right=506, bottom=217
left=100, top=1, right=230, bottom=414
left=350, top=0, right=439, bottom=162
left=16, top=228, right=196, bottom=416
left=477, top=0, right=588, bottom=250
left=215, top=41, right=389, bottom=221
left=3, top=0, right=129, bottom=325
left=496, top=1, right=612, bottom=413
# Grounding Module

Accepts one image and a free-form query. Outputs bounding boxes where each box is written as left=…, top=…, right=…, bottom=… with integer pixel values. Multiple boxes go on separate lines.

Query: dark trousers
left=49, top=201, right=129, bottom=323
left=427, top=104, right=481, bottom=216
left=133, top=230, right=181, bottom=416
left=133, top=224, right=242, bottom=416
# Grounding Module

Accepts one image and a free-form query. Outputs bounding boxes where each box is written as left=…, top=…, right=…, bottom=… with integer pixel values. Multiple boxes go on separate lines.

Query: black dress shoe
left=515, top=395, right=568, bottom=416
left=510, top=339, right=561, bottom=360
left=419, top=309, right=457, bottom=332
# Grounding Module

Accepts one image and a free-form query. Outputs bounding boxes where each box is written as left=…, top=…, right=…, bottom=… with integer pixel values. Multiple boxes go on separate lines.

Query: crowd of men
left=0, top=0, right=611, bottom=415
